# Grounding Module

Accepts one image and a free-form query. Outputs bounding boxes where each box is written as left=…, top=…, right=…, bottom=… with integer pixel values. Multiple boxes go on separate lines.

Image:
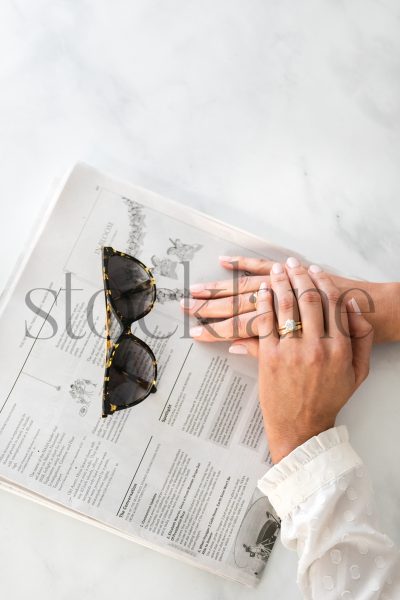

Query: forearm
left=334, top=278, right=400, bottom=343
left=258, top=427, right=400, bottom=598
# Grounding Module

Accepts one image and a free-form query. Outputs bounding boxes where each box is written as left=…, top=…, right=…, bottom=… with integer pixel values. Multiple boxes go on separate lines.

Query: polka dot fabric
left=257, top=426, right=400, bottom=598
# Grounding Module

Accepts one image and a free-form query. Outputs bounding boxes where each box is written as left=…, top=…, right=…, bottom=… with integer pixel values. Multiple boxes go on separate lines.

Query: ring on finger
left=278, top=319, right=302, bottom=337
left=250, top=291, right=258, bottom=308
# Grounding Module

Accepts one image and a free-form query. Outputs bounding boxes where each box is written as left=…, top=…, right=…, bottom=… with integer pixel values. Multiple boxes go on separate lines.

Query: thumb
left=228, top=338, right=259, bottom=358
left=346, top=297, right=374, bottom=388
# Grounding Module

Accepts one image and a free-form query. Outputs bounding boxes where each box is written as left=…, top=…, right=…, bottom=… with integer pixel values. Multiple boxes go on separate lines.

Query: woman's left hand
left=182, top=255, right=400, bottom=347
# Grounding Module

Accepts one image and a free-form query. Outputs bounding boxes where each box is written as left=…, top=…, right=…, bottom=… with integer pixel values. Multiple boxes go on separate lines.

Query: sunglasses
left=101, top=246, right=158, bottom=418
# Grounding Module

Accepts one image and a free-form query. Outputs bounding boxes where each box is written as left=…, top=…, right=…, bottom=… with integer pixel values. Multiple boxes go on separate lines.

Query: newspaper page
left=0, top=164, right=290, bottom=586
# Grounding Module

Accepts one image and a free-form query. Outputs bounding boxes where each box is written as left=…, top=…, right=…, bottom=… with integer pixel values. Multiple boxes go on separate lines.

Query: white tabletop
left=1, top=2, right=399, bottom=599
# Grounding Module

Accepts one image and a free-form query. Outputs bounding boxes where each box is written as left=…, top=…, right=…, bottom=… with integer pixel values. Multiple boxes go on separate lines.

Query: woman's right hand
left=253, top=259, right=374, bottom=463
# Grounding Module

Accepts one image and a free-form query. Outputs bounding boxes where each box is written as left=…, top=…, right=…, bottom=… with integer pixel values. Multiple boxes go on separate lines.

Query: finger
left=219, top=255, right=274, bottom=275
left=269, top=262, right=301, bottom=337
left=181, top=291, right=258, bottom=319
left=284, top=257, right=324, bottom=338
left=228, top=338, right=259, bottom=358
left=190, top=274, right=267, bottom=299
left=189, top=305, right=263, bottom=342
left=256, top=281, right=279, bottom=350
left=308, top=265, right=350, bottom=341
left=346, top=297, right=374, bottom=388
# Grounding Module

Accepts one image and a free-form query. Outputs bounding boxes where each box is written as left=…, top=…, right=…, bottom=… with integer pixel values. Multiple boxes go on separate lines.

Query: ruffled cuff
left=257, top=425, right=363, bottom=518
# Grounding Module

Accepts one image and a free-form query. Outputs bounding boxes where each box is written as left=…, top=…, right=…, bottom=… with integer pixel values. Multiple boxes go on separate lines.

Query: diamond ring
left=278, top=319, right=302, bottom=337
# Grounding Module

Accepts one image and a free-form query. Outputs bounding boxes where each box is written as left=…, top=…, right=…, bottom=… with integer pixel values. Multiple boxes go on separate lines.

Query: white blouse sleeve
left=257, top=426, right=400, bottom=599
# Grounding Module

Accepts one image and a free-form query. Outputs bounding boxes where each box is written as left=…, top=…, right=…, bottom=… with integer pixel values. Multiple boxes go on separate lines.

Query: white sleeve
left=257, top=426, right=400, bottom=599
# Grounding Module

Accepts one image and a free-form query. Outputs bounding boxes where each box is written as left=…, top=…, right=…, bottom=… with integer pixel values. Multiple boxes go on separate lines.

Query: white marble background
left=0, top=1, right=399, bottom=599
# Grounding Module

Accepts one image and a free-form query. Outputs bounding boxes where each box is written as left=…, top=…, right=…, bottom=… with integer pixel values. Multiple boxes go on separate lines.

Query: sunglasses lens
left=107, top=337, right=155, bottom=409
left=107, top=254, right=155, bottom=322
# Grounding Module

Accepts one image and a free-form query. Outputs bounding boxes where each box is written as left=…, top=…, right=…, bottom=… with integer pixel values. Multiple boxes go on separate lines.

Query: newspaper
left=0, top=164, right=290, bottom=587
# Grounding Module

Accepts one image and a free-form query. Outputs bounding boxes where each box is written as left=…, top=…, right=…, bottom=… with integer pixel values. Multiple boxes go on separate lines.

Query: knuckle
left=361, top=323, right=374, bottom=338
left=234, top=315, right=249, bottom=338
left=229, top=293, right=244, bottom=315
left=326, top=288, right=342, bottom=304
left=306, top=343, right=325, bottom=365
left=352, top=323, right=374, bottom=341
left=290, top=350, right=303, bottom=367
left=257, top=258, right=269, bottom=269
left=331, top=341, right=350, bottom=362
left=272, top=272, right=288, bottom=283
left=257, top=309, right=272, bottom=327
left=299, top=289, right=321, bottom=305
left=278, top=292, right=295, bottom=312
left=192, top=299, right=208, bottom=316
left=208, top=280, right=220, bottom=295
left=239, top=274, right=250, bottom=291
left=314, top=271, right=330, bottom=281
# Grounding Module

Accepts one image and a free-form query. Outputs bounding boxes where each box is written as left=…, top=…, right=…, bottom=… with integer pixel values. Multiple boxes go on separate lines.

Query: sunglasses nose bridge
left=102, top=249, right=158, bottom=417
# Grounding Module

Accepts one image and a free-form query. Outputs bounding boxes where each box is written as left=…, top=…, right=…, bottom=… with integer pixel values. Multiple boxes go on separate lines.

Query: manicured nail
left=259, top=281, right=269, bottom=293
left=190, top=326, right=203, bottom=337
left=349, top=297, right=362, bottom=315
left=180, top=298, right=196, bottom=309
left=229, top=345, right=248, bottom=354
left=286, top=256, right=300, bottom=268
left=272, top=262, right=283, bottom=274
left=219, top=255, right=237, bottom=263
left=309, top=264, right=322, bottom=273
left=190, top=283, right=204, bottom=293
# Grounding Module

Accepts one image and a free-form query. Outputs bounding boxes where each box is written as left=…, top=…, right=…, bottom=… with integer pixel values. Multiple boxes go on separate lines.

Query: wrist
left=335, top=278, right=400, bottom=343
left=267, top=421, right=335, bottom=464
left=353, top=281, right=400, bottom=343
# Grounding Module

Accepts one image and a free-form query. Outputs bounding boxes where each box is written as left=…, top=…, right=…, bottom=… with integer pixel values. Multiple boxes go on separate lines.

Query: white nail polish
left=309, top=264, right=322, bottom=274
left=190, top=283, right=204, bottom=293
left=286, top=256, right=300, bottom=268
left=272, top=262, right=283, bottom=274
left=219, top=255, right=236, bottom=263
left=190, top=326, right=203, bottom=337
left=229, top=345, right=248, bottom=354
left=350, top=297, right=362, bottom=315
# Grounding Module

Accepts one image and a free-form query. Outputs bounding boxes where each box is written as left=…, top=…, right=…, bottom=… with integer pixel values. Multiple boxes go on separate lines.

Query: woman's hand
left=182, top=255, right=400, bottom=346
left=253, top=260, right=374, bottom=463
left=183, top=256, right=375, bottom=463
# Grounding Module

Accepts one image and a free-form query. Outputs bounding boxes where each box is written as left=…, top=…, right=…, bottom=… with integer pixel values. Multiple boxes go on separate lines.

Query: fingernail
left=180, top=298, right=196, bottom=309
left=259, top=281, right=269, bottom=293
left=309, top=264, right=322, bottom=274
left=229, top=345, right=248, bottom=354
left=219, top=255, right=236, bottom=263
left=286, top=256, right=300, bottom=268
left=349, top=297, right=362, bottom=315
left=190, top=326, right=203, bottom=337
left=272, top=262, right=283, bottom=274
left=190, top=283, right=204, bottom=293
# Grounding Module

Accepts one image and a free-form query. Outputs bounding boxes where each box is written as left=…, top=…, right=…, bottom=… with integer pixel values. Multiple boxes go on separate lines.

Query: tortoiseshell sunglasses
left=101, top=246, right=158, bottom=417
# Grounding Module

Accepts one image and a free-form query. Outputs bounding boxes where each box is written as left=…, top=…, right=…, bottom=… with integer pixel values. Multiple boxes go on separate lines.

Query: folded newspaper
left=0, top=164, right=291, bottom=587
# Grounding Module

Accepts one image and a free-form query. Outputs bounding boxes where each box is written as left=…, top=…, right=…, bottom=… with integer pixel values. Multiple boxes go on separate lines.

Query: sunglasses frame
left=101, top=246, right=158, bottom=418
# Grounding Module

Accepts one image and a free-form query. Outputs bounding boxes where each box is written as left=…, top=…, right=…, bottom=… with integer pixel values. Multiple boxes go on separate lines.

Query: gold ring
left=278, top=319, right=302, bottom=336
left=250, top=291, right=259, bottom=309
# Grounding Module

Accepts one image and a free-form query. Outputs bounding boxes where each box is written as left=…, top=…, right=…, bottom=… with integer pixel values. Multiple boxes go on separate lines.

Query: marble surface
left=0, top=1, right=400, bottom=598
